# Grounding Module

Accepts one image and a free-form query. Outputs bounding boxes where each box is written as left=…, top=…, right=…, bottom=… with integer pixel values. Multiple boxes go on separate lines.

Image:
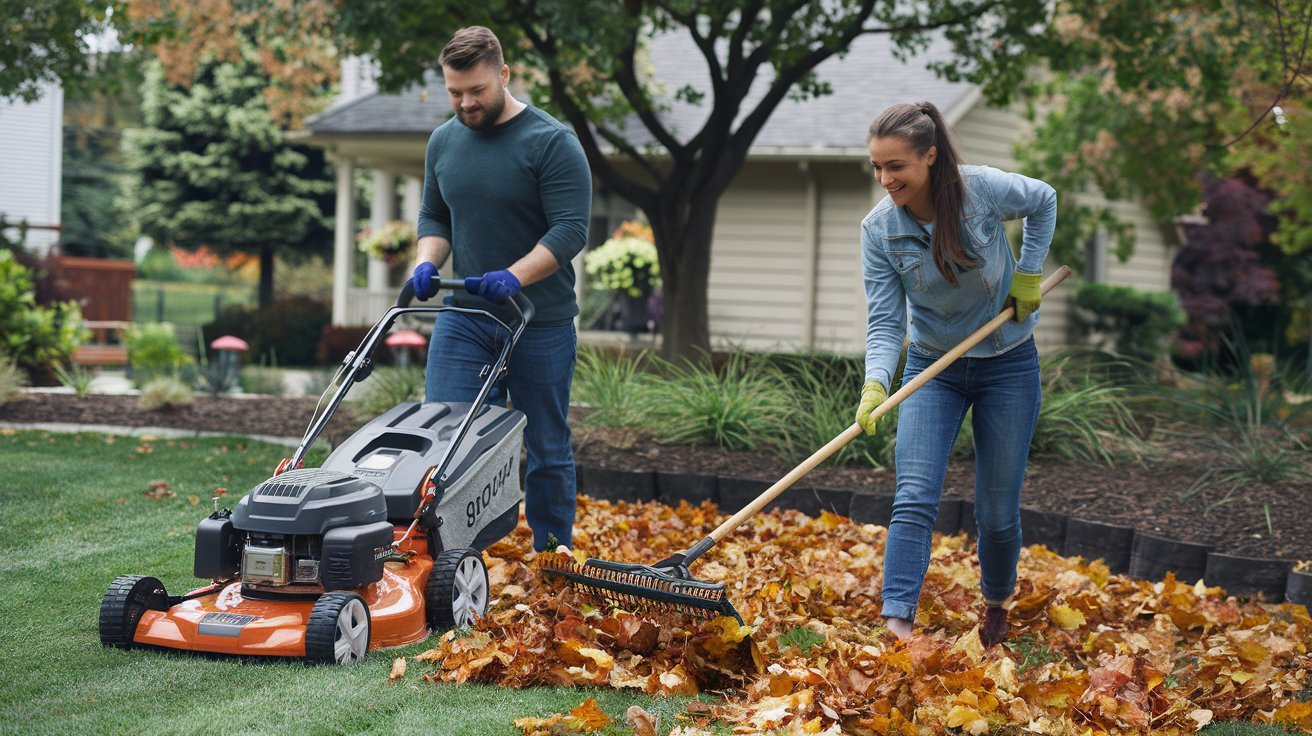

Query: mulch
left=3, top=391, right=1309, bottom=560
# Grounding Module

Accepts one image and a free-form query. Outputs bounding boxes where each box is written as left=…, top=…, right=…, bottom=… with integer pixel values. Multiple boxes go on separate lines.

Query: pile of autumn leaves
left=393, top=497, right=1312, bottom=735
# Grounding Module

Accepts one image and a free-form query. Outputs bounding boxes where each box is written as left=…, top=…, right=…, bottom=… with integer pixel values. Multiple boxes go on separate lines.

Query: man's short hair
left=439, top=26, right=504, bottom=71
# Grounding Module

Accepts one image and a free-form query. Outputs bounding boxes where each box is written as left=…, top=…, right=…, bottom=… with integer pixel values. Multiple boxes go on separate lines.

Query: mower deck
left=134, top=554, right=433, bottom=657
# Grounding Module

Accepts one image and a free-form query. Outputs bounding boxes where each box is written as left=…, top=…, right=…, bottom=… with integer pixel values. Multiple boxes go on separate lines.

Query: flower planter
left=1063, top=518, right=1135, bottom=573
left=849, top=492, right=895, bottom=526
left=934, top=498, right=962, bottom=534
left=655, top=471, right=718, bottom=507
left=959, top=500, right=977, bottom=538
left=1203, top=553, right=1291, bottom=600
left=576, top=465, right=656, bottom=503
left=845, top=492, right=959, bottom=533
left=1286, top=569, right=1312, bottom=608
left=1020, top=507, right=1067, bottom=552
left=1128, top=532, right=1211, bottom=584
left=775, top=486, right=853, bottom=518
left=716, top=476, right=774, bottom=515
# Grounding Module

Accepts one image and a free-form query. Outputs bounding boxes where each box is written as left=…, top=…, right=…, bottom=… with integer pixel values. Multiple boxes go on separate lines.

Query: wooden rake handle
left=706, top=265, right=1073, bottom=545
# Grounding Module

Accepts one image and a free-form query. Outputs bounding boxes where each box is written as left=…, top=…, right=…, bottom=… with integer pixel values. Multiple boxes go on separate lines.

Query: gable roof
left=303, top=32, right=977, bottom=157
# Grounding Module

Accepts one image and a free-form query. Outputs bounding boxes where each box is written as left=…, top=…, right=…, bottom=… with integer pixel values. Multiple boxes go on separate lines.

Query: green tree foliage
left=1072, top=282, right=1185, bottom=362
left=0, top=0, right=119, bottom=102
left=122, top=46, right=334, bottom=308
left=1015, top=1, right=1311, bottom=268
left=60, top=49, right=147, bottom=260
left=333, top=0, right=1095, bottom=362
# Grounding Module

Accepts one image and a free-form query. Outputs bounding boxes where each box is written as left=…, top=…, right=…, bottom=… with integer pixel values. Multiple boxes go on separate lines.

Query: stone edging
left=575, top=464, right=1311, bottom=608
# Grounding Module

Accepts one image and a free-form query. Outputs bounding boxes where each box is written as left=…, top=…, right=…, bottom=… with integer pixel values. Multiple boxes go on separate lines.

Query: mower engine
left=195, top=468, right=394, bottom=594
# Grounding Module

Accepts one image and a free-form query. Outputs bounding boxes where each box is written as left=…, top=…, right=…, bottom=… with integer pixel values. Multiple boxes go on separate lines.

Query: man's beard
left=457, top=92, right=506, bottom=131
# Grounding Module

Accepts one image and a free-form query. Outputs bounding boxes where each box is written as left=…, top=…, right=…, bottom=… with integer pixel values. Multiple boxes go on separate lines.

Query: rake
left=541, top=266, right=1073, bottom=624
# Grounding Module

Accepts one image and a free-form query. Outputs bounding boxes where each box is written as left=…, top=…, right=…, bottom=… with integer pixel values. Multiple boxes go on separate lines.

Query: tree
left=1015, top=1, right=1311, bottom=269
left=1170, top=176, right=1280, bottom=358
left=0, top=0, right=119, bottom=103
left=334, top=0, right=1067, bottom=361
left=121, top=45, right=334, bottom=308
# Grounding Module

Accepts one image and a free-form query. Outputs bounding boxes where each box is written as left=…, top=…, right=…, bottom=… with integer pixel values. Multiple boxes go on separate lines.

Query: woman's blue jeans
left=879, top=338, right=1041, bottom=621
left=424, top=311, right=577, bottom=552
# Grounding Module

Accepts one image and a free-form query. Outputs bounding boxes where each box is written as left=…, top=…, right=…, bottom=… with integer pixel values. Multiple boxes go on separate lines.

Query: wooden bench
left=73, top=320, right=131, bottom=367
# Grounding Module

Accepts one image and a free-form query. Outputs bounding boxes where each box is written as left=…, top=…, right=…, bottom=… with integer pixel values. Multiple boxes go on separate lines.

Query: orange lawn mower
left=100, top=279, right=532, bottom=664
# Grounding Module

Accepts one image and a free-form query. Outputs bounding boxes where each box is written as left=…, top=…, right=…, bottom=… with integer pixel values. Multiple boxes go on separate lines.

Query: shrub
left=0, top=250, right=86, bottom=383
left=642, top=351, right=795, bottom=452
left=203, top=295, right=331, bottom=366
left=572, top=347, right=652, bottom=430
left=0, top=352, right=28, bottom=404
left=353, top=366, right=424, bottom=418
left=316, top=325, right=374, bottom=366
left=52, top=363, right=96, bottom=396
left=139, top=376, right=194, bottom=410
left=1165, top=350, right=1312, bottom=495
left=1030, top=351, right=1148, bottom=466
left=768, top=352, right=893, bottom=468
left=1072, top=282, right=1185, bottom=361
left=125, top=322, right=193, bottom=386
left=240, top=367, right=286, bottom=396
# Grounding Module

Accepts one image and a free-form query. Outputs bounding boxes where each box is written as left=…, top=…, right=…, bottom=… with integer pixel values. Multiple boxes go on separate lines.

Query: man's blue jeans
left=424, top=311, right=577, bottom=551
left=879, top=338, right=1041, bottom=621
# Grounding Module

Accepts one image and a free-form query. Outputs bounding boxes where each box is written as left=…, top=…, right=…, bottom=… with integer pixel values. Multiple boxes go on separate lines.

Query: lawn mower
left=99, top=278, right=532, bottom=664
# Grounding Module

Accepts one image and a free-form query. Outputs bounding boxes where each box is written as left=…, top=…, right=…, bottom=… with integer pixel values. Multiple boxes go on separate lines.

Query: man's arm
left=415, top=235, right=452, bottom=270
left=506, top=243, right=562, bottom=287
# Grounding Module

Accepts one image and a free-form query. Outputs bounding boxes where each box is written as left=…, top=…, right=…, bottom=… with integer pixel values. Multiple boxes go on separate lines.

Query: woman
left=855, top=101, right=1056, bottom=646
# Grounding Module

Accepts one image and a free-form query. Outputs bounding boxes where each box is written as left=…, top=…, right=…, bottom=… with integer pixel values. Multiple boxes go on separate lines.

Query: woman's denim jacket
left=860, top=164, right=1057, bottom=389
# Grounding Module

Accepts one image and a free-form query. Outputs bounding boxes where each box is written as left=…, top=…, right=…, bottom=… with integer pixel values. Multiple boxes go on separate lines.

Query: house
left=0, top=81, right=64, bottom=254
left=296, top=35, right=1176, bottom=353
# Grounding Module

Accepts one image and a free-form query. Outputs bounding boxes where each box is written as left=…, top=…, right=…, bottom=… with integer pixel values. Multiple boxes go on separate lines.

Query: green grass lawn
left=0, top=429, right=1297, bottom=736
left=132, top=280, right=255, bottom=327
left=0, top=430, right=693, bottom=736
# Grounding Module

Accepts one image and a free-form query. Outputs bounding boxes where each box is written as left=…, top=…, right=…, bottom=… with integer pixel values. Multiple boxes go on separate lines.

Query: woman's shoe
left=980, top=605, right=1009, bottom=647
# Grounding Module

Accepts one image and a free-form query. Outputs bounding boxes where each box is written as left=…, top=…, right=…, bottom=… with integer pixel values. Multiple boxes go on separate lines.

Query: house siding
left=0, top=82, right=63, bottom=254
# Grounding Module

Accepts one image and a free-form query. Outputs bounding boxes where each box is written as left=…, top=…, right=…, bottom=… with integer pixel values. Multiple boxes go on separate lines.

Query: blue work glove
left=411, top=262, right=439, bottom=301
left=464, top=270, right=521, bottom=305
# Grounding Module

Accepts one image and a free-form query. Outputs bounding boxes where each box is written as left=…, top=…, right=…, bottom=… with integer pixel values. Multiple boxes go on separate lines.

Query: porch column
left=332, top=157, right=356, bottom=326
left=369, top=170, right=396, bottom=290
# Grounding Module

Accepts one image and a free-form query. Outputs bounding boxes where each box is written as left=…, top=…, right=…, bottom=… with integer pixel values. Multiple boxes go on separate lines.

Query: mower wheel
left=426, top=547, right=489, bottom=630
left=99, top=574, right=168, bottom=649
left=304, top=592, right=371, bottom=665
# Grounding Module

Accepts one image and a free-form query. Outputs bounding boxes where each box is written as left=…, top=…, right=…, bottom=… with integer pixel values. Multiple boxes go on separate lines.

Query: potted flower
left=584, top=221, right=661, bottom=298
left=356, top=220, right=417, bottom=267
left=584, top=221, right=661, bottom=336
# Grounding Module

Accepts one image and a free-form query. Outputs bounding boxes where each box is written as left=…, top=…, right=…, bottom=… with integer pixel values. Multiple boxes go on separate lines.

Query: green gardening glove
left=1008, top=270, right=1042, bottom=322
left=856, top=380, right=888, bottom=437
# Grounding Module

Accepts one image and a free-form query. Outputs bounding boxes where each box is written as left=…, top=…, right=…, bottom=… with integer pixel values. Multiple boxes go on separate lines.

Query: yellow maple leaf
left=1049, top=604, right=1087, bottom=629
left=946, top=705, right=989, bottom=735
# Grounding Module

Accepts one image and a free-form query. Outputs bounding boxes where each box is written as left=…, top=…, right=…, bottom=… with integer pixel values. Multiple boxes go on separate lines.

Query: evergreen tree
left=122, top=44, right=333, bottom=308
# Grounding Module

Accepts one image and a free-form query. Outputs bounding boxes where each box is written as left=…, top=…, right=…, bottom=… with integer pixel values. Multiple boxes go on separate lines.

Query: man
left=412, top=25, right=591, bottom=552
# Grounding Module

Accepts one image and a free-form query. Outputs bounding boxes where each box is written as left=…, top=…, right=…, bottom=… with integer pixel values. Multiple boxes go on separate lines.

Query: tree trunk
left=258, top=243, right=275, bottom=310
left=650, top=200, right=718, bottom=364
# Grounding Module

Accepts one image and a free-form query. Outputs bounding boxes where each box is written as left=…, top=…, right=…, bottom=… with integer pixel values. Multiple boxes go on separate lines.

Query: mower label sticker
left=198, top=612, right=260, bottom=637
left=467, top=455, right=515, bottom=528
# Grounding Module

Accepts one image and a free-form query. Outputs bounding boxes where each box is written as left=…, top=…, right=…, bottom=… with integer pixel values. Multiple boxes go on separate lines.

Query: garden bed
left=2, top=390, right=1309, bottom=560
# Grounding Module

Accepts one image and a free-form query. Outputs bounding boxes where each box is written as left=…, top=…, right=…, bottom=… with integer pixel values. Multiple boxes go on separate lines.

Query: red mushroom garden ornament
left=209, top=335, right=249, bottom=392
left=384, top=330, right=427, bottom=368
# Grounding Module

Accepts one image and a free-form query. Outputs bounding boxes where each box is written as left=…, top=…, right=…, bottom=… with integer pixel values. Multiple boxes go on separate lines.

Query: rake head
left=538, top=552, right=743, bottom=625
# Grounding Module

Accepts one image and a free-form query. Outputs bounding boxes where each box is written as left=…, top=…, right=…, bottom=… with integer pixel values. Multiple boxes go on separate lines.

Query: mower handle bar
left=287, top=278, right=534, bottom=470
left=397, top=276, right=536, bottom=326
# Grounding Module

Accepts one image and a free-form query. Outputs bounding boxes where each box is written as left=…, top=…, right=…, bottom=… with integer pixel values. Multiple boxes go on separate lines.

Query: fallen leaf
left=388, top=657, right=407, bottom=683
left=625, top=705, right=658, bottom=736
